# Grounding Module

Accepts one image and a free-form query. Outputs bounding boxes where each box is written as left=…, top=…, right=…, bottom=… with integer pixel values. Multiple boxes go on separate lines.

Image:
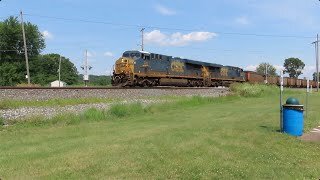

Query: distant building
left=50, top=80, right=67, bottom=87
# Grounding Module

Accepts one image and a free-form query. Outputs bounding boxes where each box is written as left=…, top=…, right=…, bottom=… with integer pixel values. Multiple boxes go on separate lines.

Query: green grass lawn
left=0, top=89, right=320, bottom=179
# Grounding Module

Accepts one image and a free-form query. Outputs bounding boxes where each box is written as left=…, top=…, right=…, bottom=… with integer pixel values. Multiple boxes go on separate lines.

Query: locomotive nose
left=114, top=57, right=134, bottom=74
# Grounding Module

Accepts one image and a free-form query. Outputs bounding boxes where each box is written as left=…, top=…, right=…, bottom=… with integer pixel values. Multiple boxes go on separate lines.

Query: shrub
left=230, top=83, right=278, bottom=97
left=108, top=103, right=144, bottom=118
left=0, top=117, right=4, bottom=126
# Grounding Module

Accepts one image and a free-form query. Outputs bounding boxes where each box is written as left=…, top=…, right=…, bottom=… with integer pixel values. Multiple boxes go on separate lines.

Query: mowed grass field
left=1, top=86, right=320, bottom=179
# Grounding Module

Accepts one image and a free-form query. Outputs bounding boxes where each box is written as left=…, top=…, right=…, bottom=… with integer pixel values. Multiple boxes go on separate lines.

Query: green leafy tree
left=77, top=75, right=111, bottom=86
left=30, top=54, right=79, bottom=85
left=313, top=72, right=320, bottom=81
left=283, top=58, right=305, bottom=78
left=0, top=16, right=45, bottom=85
left=256, top=63, right=277, bottom=76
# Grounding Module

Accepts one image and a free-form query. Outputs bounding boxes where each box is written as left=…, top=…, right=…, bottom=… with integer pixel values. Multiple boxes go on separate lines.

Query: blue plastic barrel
left=283, top=105, right=304, bottom=136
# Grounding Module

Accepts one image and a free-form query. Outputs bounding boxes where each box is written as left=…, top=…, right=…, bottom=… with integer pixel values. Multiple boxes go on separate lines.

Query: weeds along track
left=0, top=87, right=229, bottom=101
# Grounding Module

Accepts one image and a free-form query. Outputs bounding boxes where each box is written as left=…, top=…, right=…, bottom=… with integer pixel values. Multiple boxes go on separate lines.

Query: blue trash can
left=282, top=98, right=304, bottom=136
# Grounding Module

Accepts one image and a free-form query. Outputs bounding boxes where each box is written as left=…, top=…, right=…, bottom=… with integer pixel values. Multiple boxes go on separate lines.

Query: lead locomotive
left=112, top=50, right=245, bottom=87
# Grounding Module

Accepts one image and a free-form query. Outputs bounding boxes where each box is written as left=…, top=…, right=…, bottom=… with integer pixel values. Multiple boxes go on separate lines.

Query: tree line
left=0, top=16, right=79, bottom=86
left=0, top=16, right=110, bottom=86
left=256, top=58, right=318, bottom=81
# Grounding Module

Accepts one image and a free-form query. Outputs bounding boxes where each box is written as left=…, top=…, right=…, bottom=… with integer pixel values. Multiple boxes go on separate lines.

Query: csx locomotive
left=112, top=50, right=317, bottom=88
left=112, top=50, right=245, bottom=87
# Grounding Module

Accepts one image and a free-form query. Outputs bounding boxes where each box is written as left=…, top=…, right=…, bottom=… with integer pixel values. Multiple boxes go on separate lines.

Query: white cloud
left=42, top=30, right=53, bottom=39
left=235, top=16, right=250, bottom=25
left=103, top=51, right=113, bottom=57
left=144, top=30, right=217, bottom=46
left=155, top=4, right=176, bottom=16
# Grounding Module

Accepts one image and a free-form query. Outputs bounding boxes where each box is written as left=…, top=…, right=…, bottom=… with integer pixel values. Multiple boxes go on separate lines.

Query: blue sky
left=1, top=0, right=320, bottom=78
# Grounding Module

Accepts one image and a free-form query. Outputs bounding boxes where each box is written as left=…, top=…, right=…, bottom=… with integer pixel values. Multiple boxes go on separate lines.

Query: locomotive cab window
left=131, top=53, right=141, bottom=58
left=123, top=53, right=129, bottom=57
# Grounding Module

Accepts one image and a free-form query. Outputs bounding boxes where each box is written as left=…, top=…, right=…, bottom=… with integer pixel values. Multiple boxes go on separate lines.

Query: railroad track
left=0, top=86, right=222, bottom=90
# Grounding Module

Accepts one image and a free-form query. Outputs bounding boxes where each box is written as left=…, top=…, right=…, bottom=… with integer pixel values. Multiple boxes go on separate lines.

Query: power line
left=23, top=13, right=315, bottom=39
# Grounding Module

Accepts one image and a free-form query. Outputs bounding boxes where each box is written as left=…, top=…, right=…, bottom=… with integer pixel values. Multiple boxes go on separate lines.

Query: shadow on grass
left=259, top=125, right=281, bottom=133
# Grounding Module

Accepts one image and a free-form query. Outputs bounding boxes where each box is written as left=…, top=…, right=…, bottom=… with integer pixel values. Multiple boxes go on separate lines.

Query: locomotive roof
left=224, top=65, right=243, bottom=70
left=183, top=59, right=223, bottom=68
left=123, top=50, right=223, bottom=68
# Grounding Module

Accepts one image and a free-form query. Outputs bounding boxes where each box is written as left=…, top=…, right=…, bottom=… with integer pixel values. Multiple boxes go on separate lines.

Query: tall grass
left=230, top=83, right=278, bottom=97
left=0, top=117, right=4, bottom=126
left=108, top=103, right=145, bottom=118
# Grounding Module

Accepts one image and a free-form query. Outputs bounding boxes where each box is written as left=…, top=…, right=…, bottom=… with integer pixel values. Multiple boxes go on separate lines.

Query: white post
left=280, top=70, right=284, bottom=132
left=58, top=55, right=61, bottom=87
left=306, top=79, right=310, bottom=118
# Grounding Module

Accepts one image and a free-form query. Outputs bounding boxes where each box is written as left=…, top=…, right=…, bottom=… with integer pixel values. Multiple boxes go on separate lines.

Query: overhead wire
left=23, top=13, right=316, bottom=39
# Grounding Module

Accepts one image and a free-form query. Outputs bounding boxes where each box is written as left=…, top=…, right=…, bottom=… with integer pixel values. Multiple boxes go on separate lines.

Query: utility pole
left=84, top=50, right=88, bottom=87
left=58, top=55, right=61, bottom=87
left=20, top=10, right=30, bottom=86
left=312, top=34, right=319, bottom=92
left=140, top=28, right=145, bottom=51
left=265, top=64, right=268, bottom=84
left=81, top=50, right=91, bottom=87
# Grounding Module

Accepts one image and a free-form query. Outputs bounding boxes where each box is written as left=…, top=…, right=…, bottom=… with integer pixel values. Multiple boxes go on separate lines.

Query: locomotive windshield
left=122, top=52, right=141, bottom=58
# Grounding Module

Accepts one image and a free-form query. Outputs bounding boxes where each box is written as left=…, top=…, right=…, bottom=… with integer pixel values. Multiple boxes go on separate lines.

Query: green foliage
left=230, top=83, right=278, bottom=97
left=109, top=103, right=144, bottom=118
left=312, top=72, right=319, bottom=81
left=0, top=117, right=4, bottom=126
left=0, top=17, right=78, bottom=86
left=77, top=74, right=111, bottom=86
left=31, top=54, right=78, bottom=85
left=0, top=62, right=23, bottom=86
left=0, top=16, right=45, bottom=86
left=82, top=108, right=108, bottom=121
left=283, top=57, right=305, bottom=78
left=0, top=16, right=45, bottom=61
left=256, top=62, right=277, bottom=76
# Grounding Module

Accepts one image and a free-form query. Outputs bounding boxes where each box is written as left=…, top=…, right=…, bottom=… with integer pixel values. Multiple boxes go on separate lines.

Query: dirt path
left=300, top=126, right=320, bottom=142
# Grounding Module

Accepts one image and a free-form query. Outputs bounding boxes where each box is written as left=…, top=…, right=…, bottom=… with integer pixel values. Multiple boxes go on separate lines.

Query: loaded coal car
left=296, top=79, right=302, bottom=88
left=112, top=50, right=245, bottom=87
left=287, top=77, right=296, bottom=87
left=268, top=76, right=278, bottom=85
left=244, top=71, right=264, bottom=83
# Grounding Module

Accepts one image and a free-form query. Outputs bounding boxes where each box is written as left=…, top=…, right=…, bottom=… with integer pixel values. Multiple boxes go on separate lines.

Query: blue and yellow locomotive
left=112, top=50, right=245, bottom=87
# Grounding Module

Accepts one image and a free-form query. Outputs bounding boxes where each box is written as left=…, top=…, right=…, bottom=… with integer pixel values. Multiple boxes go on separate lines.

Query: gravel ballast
left=0, top=87, right=229, bottom=122
left=0, top=87, right=229, bottom=101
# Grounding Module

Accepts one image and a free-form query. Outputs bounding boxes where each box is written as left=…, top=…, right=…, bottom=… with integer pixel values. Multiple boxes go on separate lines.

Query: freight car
left=112, top=50, right=245, bottom=87
left=245, top=71, right=316, bottom=88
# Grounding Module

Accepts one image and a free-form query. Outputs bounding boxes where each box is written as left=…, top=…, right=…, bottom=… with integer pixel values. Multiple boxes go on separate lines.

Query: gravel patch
left=0, top=99, right=160, bottom=122
left=0, top=87, right=229, bottom=101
